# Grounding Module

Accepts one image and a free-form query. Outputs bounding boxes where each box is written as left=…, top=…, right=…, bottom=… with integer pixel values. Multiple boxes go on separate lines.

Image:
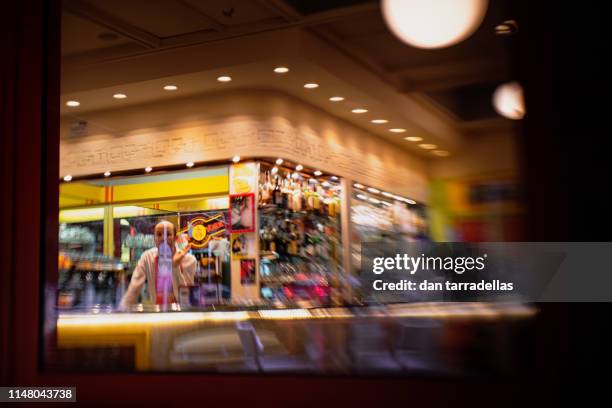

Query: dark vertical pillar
left=0, top=0, right=60, bottom=384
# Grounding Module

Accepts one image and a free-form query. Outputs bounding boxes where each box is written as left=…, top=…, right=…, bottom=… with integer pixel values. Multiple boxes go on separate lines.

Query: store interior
left=50, top=0, right=532, bottom=375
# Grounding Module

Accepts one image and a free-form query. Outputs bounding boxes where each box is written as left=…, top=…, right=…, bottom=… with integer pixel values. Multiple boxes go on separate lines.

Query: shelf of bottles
left=350, top=183, right=429, bottom=303
left=258, top=162, right=344, bottom=307
left=57, top=251, right=128, bottom=311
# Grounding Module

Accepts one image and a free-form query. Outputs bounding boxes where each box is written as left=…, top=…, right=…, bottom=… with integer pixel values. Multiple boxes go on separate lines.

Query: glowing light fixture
left=104, top=171, right=111, bottom=177
left=329, top=96, right=345, bottom=102
left=382, top=0, right=488, bottom=49
left=419, top=143, right=437, bottom=150
left=232, top=155, right=241, bottom=163
left=274, top=67, right=289, bottom=73
left=371, top=119, right=388, bottom=124
left=493, top=81, right=525, bottom=120
left=163, top=85, right=178, bottom=91
left=65, top=100, right=80, bottom=107
left=275, top=158, right=284, bottom=165
left=145, top=167, right=153, bottom=173
left=217, top=76, right=232, bottom=82
left=295, top=164, right=303, bottom=171
left=389, top=128, right=406, bottom=133
left=404, top=136, right=423, bottom=142
left=63, top=175, right=72, bottom=182
left=186, top=162, right=194, bottom=168
left=351, top=108, right=368, bottom=114
left=113, top=93, right=127, bottom=99
left=314, top=170, right=323, bottom=176
left=304, top=83, right=319, bottom=89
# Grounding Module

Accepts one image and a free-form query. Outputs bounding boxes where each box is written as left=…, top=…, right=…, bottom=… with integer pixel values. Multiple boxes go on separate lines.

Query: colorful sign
left=178, top=211, right=228, bottom=253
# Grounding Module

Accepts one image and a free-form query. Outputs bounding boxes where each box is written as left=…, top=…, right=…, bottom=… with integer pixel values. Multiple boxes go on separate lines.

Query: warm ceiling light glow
left=351, top=108, right=368, bottom=114
left=145, top=167, right=153, bottom=173
left=381, top=0, right=488, bottom=49
left=354, top=183, right=365, bottom=189
left=368, top=187, right=380, bottom=194
left=274, top=67, right=289, bottom=73
left=406, top=199, right=417, bottom=205
left=329, top=96, right=345, bottom=102
left=65, top=100, right=80, bottom=107
left=271, top=166, right=279, bottom=174
left=493, top=81, right=525, bottom=120
left=217, top=76, right=232, bottom=82
left=369, top=197, right=381, bottom=204
left=314, top=170, right=323, bottom=176
left=295, top=164, right=303, bottom=171
left=433, top=150, right=451, bottom=157
left=232, top=155, right=241, bottom=163
left=163, top=85, right=178, bottom=91
left=113, top=93, right=127, bottom=99
left=356, top=194, right=368, bottom=200
left=63, top=175, right=72, bottom=182
left=321, top=181, right=331, bottom=187
left=292, top=172, right=299, bottom=179
left=103, top=171, right=111, bottom=177
left=419, top=143, right=437, bottom=150
left=330, top=176, right=338, bottom=180
left=404, top=136, right=423, bottom=142
left=275, top=158, right=284, bottom=165
left=382, top=192, right=394, bottom=197
left=371, top=119, right=388, bottom=124
left=304, top=83, right=319, bottom=89
left=389, top=128, right=406, bottom=133
left=186, top=161, right=195, bottom=168
left=381, top=201, right=392, bottom=207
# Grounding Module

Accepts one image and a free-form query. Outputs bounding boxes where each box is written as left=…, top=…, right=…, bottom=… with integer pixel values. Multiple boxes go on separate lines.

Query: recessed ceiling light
left=330, top=176, right=338, bottom=180
left=368, top=187, right=380, bottom=194
left=65, top=100, right=80, bottom=107
left=186, top=161, right=194, bottom=168
left=329, top=96, right=345, bottom=102
left=352, top=108, right=368, bottom=114
left=389, top=128, right=406, bottom=133
left=356, top=194, right=368, bottom=200
left=113, top=93, right=127, bottom=99
left=295, top=164, right=303, bottom=171
left=275, top=158, right=284, bottom=165
left=433, top=150, right=450, bottom=157
left=419, top=143, right=437, bottom=150
left=63, top=175, right=72, bottom=182
left=495, top=20, right=518, bottom=36
left=271, top=166, right=279, bottom=174
left=217, top=76, right=232, bottom=82
left=163, top=85, right=178, bottom=91
left=406, top=199, right=417, bottom=205
left=382, top=192, right=394, bottom=197
left=369, top=197, right=381, bottom=204
left=354, top=183, right=364, bottom=189
left=404, top=136, right=423, bottom=142
left=145, top=167, right=153, bottom=173
left=304, top=83, right=319, bottom=89
left=371, top=119, right=388, bottom=124
left=274, top=67, right=289, bottom=73
left=103, top=171, right=111, bottom=177
left=232, top=155, right=241, bottom=163
left=314, top=170, right=323, bottom=176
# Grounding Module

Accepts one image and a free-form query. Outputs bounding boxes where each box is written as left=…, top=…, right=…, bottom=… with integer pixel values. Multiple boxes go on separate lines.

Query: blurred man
left=119, top=220, right=196, bottom=309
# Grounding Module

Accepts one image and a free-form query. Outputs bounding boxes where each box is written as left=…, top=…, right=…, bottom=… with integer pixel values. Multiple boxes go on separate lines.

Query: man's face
left=154, top=222, right=176, bottom=252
